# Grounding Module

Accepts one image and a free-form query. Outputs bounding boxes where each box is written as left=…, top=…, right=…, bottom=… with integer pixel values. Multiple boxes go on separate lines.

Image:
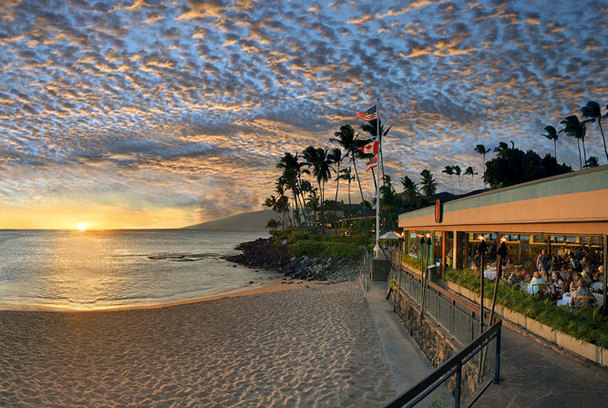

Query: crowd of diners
left=477, top=244, right=605, bottom=309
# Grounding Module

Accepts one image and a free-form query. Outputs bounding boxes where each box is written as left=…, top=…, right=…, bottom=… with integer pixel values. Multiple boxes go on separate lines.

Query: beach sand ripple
left=0, top=282, right=395, bottom=407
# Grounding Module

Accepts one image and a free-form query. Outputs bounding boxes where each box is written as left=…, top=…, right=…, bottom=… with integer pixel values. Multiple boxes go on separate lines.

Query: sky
left=1, top=0, right=607, bottom=229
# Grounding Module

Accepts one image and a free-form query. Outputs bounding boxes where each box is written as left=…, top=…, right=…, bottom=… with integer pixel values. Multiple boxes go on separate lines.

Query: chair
left=572, top=295, right=597, bottom=309
left=531, top=283, right=550, bottom=295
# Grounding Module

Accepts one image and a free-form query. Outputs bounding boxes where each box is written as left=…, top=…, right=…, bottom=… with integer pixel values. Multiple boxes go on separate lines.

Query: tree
left=400, top=175, right=419, bottom=204
left=442, top=165, right=454, bottom=194
left=328, top=147, right=343, bottom=202
left=330, top=124, right=367, bottom=205
left=464, top=166, right=478, bottom=191
left=581, top=101, right=608, bottom=163
left=277, top=152, right=308, bottom=226
left=493, top=141, right=510, bottom=156
left=338, top=167, right=354, bottom=206
left=541, top=125, right=559, bottom=161
left=379, top=175, right=400, bottom=230
left=474, top=144, right=490, bottom=187
left=263, top=194, right=289, bottom=229
left=484, top=146, right=572, bottom=188
left=584, top=156, right=600, bottom=169
left=265, top=218, right=281, bottom=231
left=303, top=146, right=333, bottom=231
left=419, top=169, right=437, bottom=201
left=560, top=115, right=588, bottom=170
left=453, top=165, right=462, bottom=194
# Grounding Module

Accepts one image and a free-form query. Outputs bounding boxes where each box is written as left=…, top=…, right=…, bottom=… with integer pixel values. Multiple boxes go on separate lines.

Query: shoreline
left=0, top=275, right=322, bottom=313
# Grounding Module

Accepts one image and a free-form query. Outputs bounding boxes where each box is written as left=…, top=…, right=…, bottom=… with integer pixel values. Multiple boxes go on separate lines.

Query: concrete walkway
left=363, top=281, right=433, bottom=391
left=364, top=279, right=608, bottom=407
left=476, top=325, right=608, bottom=407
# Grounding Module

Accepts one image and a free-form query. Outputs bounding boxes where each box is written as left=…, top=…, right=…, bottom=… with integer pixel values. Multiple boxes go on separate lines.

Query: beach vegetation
left=483, top=144, right=571, bottom=189
left=541, top=125, right=559, bottom=161
left=419, top=169, right=437, bottom=201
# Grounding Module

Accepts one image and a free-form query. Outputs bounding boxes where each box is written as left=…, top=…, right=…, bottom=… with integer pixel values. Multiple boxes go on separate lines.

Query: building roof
left=398, top=166, right=608, bottom=235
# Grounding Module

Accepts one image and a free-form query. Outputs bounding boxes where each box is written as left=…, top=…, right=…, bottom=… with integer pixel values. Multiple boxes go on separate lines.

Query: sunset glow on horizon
left=1, top=1, right=607, bottom=229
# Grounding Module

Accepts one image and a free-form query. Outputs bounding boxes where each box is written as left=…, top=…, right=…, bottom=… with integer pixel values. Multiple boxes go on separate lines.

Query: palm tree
left=581, top=101, right=608, bottom=162
left=453, top=165, right=462, bottom=194
left=474, top=144, right=490, bottom=186
left=442, top=165, right=454, bottom=194
left=330, top=124, right=366, bottom=206
left=541, top=125, right=559, bottom=161
left=493, top=141, right=510, bottom=156
left=277, top=152, right=308, bottom=226
left=419, top=169, right=437, bottom=201
left=560, top=115, right=588, bottom=170
left=584, top=156, right=599, bottom=169
left=328, top=147, right=343, bottom=202
left=464, top=166, right=478, bottom=191
left=338, top=167, right=354, bottom=206
left=400, top=175, right=419, bottom=203
left=303, top=146, right=333, bottom=230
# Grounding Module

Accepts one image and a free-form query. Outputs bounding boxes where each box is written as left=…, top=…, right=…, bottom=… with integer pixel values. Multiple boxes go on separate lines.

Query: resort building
left=398, top=166, right=608, bottom=306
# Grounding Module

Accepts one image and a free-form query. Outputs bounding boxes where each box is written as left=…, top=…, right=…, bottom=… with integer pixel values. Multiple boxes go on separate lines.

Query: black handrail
left=381, top=320, right=502, bottom=408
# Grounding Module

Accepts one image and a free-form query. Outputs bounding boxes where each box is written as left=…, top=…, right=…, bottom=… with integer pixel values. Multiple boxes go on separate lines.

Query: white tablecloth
left=484, top=268, right=497, bottom=280
left=591, top=282, right=603, bottom=292
left=557, top=293, right=571, bottom=307
left=557, top=292, right=604, bottom=307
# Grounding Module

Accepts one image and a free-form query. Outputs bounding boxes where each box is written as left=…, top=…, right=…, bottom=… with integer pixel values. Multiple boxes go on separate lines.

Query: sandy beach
left=0, top=281, right=395, bottom=407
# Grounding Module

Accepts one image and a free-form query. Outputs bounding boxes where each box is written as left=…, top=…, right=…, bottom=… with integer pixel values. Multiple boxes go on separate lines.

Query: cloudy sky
left=1, top=0, right=607, bottom=229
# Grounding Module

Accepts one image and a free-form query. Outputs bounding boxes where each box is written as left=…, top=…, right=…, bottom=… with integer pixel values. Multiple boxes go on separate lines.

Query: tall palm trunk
left=553, top=140, right=557, bottom=161
left=334, top=162, right=340, bottom=223
left=581, top=138, right=587, bottom=167
left=598, top=119, right=608, bottom=162
left=576, top=139, right=582, bottom=170
left=351, top=153, right=365, bottom=207
left=347, top=179, right=351, bottom=205
left=292, top=192, right=300, bottom=227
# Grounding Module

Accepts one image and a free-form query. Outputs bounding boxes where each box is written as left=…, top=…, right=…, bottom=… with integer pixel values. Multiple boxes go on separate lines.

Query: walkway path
left=365, top=279, right=608, bottom=407
left=363, top=281, right=433, bottom=391
left=477, top=324, right=608, bottom=407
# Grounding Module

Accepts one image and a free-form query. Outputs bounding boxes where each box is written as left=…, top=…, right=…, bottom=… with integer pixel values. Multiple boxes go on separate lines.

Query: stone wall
left=390, top=288, right=480, bottom=403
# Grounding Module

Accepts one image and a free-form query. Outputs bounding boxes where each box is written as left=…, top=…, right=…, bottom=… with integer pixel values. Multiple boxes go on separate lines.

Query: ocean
left=0, top=229, right=272, bottom=311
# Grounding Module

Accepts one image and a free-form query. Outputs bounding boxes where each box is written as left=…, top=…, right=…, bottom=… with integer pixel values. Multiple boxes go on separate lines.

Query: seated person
left=571, top=281, right=596, bottom=308
left=528, top=271, right=548, bottom=295
left=592, top=265, right=604, bottom=282
left=580, top=267, right=593, bottom=285
left=550, top=271, right=564, bottom=299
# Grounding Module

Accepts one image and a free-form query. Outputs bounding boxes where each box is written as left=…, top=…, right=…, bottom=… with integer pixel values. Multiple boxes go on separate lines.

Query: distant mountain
left=183, top=209, right=276, bottom=231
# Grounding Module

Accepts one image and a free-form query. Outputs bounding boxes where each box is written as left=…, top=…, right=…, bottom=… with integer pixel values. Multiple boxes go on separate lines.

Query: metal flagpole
left=374, top=98, right=381, bottom=258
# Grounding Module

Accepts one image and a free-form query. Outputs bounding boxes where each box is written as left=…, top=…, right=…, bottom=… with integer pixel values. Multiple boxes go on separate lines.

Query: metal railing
left=382, top=320, right=501, bottom=408
left=383, top=251, right=501, bottom=407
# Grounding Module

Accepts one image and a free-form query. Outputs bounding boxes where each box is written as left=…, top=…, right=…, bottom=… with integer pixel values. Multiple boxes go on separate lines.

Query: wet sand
left=0, top=281, right=395, bottom=407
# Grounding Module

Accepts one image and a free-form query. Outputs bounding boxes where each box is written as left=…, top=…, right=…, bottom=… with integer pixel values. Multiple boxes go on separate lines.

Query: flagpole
left=374, top=98, right=381, bottom=258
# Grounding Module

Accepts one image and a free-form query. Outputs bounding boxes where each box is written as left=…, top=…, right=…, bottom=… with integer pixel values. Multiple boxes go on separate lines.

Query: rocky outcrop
left=223, top=237, right=359, bottom=281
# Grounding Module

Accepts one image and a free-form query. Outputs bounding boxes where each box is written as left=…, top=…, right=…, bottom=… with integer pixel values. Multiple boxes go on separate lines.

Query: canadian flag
left=361, top=140, right=379, bottom=155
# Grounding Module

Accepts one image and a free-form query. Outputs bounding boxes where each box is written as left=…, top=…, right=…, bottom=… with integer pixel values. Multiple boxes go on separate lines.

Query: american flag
left=356, top=105, right=377, bottom=121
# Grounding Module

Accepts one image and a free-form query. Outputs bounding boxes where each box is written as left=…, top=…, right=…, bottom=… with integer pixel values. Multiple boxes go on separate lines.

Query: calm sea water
left=0, top=229, right=271, bottom=311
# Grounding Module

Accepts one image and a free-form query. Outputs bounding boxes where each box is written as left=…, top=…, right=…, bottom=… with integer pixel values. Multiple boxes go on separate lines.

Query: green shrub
left=444, top=267, right=608, bottom=348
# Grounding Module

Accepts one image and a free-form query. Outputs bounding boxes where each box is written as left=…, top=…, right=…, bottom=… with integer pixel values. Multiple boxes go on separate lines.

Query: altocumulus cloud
left=0, top=0, right=607, bottom=227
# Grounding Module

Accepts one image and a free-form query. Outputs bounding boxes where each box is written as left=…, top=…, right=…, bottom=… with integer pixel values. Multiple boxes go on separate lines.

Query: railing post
left=454, top=361, right=462, bottom=408
left=495, top=325, right=501, bottom=385
left=450, top=300, right=454, bottom=336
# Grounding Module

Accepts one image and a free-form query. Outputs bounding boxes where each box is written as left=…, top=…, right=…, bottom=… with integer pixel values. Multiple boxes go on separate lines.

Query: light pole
left=477, top=235, right=488, bottom=335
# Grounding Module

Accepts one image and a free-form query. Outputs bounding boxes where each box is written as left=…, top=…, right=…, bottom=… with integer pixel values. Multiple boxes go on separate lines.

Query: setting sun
left=77, top=222, right=87, bottom=231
